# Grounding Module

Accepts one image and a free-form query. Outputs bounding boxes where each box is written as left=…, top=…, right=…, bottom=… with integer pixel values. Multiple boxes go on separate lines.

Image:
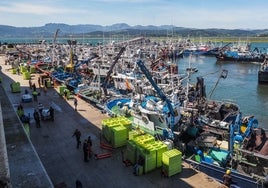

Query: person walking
left=87, top=136, right=93, bottom=158
left=29, top=79, right=32, bottom=89
left=24, top=89, right=29, bottom=94
left=74, top=97, right=78, bottom=111
left=83, top=139, right=89, bottom=162
left=17, top=67, right=20, bottom=75
left=72, top=129, right=81, bottom=149
left=17, top=103, right=24, bottom=111
left=32, top=90, right=38, bottom=102
left=63, top=89, right=68, bottom=100
left=32, top=83, right=36, bottom=91
left=49, top=106, right=54, bottom=121
left=33, top=109, right=41, bottom=128
left=17, top=103, right=24, bottom=117
left=223, top=169, right=233, bottom=188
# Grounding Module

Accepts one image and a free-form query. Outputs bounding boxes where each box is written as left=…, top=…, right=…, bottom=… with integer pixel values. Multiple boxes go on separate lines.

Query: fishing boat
left=75, top=46, right=128, bottom=108
left=112, top=72, right=139, bottom=93
left=216, top=51, right=265, bottom=62
left=258, top=58, right=268, bottom=84
left=104, top=59, right=268, bottom=187
left=35, top=61, right=56, bottom=75
left=49, top=42, right=98, bottom=92
left=216, top=43, right=265, bottom=63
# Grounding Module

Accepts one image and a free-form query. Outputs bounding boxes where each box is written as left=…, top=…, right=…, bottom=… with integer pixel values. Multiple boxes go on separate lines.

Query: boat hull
left=258, top=71, right=268, bottom=84
left=216, top=55, right=265, bottom=62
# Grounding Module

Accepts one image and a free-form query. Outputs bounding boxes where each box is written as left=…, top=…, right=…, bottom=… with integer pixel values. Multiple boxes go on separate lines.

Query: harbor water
left=178, top=47, right=268, bottom=127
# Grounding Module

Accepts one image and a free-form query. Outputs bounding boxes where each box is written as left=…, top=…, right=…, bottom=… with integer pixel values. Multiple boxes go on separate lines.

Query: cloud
left=92, top=0, right=159, bottom=2
left=0, top=2, right=79, bottom=15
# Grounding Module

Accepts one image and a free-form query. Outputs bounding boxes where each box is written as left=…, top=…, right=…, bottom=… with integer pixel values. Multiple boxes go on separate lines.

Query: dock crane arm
left=53, top=29, right=60, bottom=44
left=136, top=59, right=175, bottom=130
left=102, top=45, right=127, bottom=96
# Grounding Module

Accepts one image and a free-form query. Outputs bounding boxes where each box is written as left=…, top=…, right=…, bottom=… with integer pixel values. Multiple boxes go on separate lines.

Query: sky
left=0, top=0, right=268, bottom=29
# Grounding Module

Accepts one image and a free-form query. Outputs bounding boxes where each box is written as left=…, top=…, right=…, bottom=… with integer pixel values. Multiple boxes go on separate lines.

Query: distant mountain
left=0, top=23, right=268, bottom=38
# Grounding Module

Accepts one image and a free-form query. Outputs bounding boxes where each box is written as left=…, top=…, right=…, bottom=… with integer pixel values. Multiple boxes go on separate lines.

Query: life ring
left=142, top=116, right=149, bottom=124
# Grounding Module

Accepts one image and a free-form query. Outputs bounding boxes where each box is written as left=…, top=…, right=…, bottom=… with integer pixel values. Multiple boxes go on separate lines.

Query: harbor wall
left=0, top=103, right=10, bottom=187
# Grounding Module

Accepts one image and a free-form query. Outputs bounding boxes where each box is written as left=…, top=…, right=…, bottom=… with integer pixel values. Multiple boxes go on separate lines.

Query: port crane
left=136, top=59, right=176, bottom=132
left=102, top=45, right=127, bottom=96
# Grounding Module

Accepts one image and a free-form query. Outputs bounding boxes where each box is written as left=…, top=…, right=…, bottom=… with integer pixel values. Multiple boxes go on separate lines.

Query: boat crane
left=74, top=54, right=99, bottom=69
left=208, top=68, right=228, bottom=99
left=102, top=45, right=127, bottom=96
left=136, top=59, right=176, bottom=132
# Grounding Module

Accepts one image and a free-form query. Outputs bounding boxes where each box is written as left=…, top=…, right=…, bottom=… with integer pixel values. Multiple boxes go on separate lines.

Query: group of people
left=33, top=104, right=54, bottom=128
left=72, top=129, right=92, bottom=162
left=29, top=76, right=50, bottom=101
left=29, top=78, right=40, bottom=101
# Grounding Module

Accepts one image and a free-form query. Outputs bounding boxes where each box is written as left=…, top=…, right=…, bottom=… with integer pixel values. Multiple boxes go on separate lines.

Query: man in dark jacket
left=87, top=136, right=92, bottom=158
left=49, top=106, right=54, bottom=121
left=72, top=129, right=81, bottom=148
left=83, top=139, right=89, bottom=162
left=74, top=98, right=78, bottom=111
left=223, top=169, right=232, bottom=187
left=33, top=109, right=41, bottom=128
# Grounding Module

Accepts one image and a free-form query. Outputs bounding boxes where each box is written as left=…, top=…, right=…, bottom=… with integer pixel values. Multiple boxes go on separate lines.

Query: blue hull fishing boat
left=216, top=51, right=265, bottom=62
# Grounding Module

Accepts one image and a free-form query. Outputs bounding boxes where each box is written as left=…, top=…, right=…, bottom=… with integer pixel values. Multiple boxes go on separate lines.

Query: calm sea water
left=178, top=42, right=268, bottom=128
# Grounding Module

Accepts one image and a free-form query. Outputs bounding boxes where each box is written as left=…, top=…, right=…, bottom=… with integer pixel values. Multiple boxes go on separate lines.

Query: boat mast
left=52, top=29, right=60, bottom=67
left=184, top=53, right=192, bottom=107
left=98, top=45, right=101, bottom=91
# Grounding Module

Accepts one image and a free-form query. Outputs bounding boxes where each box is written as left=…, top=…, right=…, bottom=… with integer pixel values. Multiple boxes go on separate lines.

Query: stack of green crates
left=23, top=72, right=31, bottom=80
left=152, top=140, right=168, bottom=168
left=143, top=144, right=157, bottom=173
left=11, top=82, right=21, bottom=93
left=162, top=149, right=182, bottom=177
left=102, top=118, right=120, bottom=142
left=11, top=68, right=17, bottom=74
left=101, top=116, right=132, bottom=146
left=125, top=134, right=170, bottom=174
left=20, top=66, right=27, bottom=73
left=125, top=140, right=136, bottom=164
left=111, top=125, right=128, bottom=148
left=128, top=129, right=144, bottom=140
left=119, top=117, right=132, bottom=131
left=58, top=85, right=67, bottom=96
left=30, top=66, right=36, bottom=73
left=132, top=134, right=155, bottom=147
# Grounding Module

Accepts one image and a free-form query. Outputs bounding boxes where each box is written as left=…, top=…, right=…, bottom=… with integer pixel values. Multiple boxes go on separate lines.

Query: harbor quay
left=0, top=55, right=224, bottom=188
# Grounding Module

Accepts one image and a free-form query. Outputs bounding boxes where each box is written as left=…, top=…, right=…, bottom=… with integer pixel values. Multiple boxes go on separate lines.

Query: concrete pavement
left=0, top=55, right=224, bottom=188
